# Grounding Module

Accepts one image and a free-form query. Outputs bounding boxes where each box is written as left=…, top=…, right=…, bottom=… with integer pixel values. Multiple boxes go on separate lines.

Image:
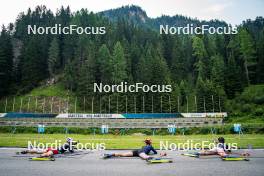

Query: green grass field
left=0, top=133, right=263, bottom=149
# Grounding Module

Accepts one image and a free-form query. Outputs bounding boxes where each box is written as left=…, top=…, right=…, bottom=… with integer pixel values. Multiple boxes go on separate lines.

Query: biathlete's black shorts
left=132, top=149, right=144, bottom=156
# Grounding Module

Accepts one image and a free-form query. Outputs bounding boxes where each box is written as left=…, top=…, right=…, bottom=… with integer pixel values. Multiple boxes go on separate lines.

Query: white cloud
left=204, top=2, right=233, bottom=14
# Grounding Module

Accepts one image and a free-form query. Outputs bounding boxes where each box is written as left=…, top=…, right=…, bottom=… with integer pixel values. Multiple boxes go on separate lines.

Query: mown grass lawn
left=0, top=133, right=263, bottom=149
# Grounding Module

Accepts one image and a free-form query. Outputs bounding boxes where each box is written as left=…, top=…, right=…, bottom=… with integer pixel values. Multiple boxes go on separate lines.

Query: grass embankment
left=0, top=84, right=82, bottom=113
left=0, top=83, right=263, bottom=119
left=0, top=133, right=263, bottom=149
left=226, top=84, right=264, bottom=123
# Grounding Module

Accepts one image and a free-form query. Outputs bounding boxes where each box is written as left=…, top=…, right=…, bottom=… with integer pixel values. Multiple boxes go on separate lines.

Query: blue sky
left=0, top=0, right=263, bottom=26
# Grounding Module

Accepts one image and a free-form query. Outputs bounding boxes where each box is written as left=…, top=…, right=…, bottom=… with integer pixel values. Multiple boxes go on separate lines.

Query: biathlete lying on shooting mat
left=197, top=137, right=249, bottom=158
left=103, top=138, right=166, bottom=160
left=18, top=137, right=78, bottom=157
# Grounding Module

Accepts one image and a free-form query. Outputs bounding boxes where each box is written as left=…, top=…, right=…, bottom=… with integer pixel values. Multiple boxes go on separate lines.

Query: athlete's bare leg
left=40, top=151, right=53, bottom=157
left=21, top=149, right=45, bottom=154
left=114, top=151, right=133, bottom=157
left=138, top=153, right=152, bottom=160
left=199, top=150, right=218, bottom=155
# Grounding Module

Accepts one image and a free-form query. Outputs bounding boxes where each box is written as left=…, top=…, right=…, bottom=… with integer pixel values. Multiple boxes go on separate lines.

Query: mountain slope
left=100, top=5, right=149, bottom=24
left=100, top=5, right=229, bottom=30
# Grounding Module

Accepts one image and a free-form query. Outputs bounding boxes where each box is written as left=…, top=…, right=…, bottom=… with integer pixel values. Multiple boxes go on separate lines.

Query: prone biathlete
left=19, top=137, right=78, bottom=157
left=198, top=137, right=249, bottom=157
left=104, top=138, right=166, bottom=160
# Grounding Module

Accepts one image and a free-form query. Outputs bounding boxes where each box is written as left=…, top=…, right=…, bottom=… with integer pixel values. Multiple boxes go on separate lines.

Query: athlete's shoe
left=146, top=157, right=154, bottom=161
left=21, top=151, right=27, bottom=154
left=103, top=154, right=113, bottom=159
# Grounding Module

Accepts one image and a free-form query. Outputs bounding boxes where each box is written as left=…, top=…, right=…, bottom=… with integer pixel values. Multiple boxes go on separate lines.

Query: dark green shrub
left=199, top=127, right=211, bottom=134
left=0, top=126, right=13, bottom=133
left=241, top=104, right=252, bottom=113
left=15, top=126, right=36, bottom=133
left=254, top=96, right=264, bottom=105
left=255, top=127, right=264, bottom=134
left=253, top=108, right=264, bottom=116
